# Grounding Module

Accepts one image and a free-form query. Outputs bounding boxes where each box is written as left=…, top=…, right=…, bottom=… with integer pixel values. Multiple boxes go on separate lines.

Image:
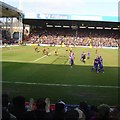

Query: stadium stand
left=0, top=1, right=23, bottom=45
left=23, top=28, right=119, bottom=47
left=22, top=19, right=119, bottom=48
left=0, top=1, right=23, bottom=120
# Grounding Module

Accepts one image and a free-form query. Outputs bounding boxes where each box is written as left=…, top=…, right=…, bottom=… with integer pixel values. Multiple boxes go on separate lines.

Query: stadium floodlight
left=104, top=27, right=111, bottom=30
left=63, top=25, right=70, bottom=28
left=71, top=25, right=78, bottom=29
left=88, top=27, right=95, bottom=29
left=96, top=27, right=103, bottom=29
left=79, top=26, right=86, bottom=28
left=113, top=28, right=119, bottom=30
left=55, top=25, right=61, bottom=28
left=46, top=25, right=53, bottom=27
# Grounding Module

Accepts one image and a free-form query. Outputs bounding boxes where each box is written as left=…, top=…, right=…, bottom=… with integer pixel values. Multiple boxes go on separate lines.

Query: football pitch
left=2, top=45, right=119, bottom=105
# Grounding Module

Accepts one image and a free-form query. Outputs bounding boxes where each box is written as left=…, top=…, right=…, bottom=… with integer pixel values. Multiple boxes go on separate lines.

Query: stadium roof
left=23, top=19, right=119, bottom=29
left=0, top=1, right=24, bottom=17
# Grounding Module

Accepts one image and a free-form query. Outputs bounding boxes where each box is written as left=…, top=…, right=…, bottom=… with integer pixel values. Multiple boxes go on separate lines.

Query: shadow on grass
left=2, top=61, right=119, bottom=105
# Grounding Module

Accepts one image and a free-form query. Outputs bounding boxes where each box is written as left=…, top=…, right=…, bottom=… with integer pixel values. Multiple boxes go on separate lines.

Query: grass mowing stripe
left=2, top=81, right=120, bottom=89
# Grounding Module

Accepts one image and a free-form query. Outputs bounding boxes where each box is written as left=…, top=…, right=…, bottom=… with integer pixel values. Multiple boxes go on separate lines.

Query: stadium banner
left=37, top=13, right=69, bottom=20
left=35, top=13, right=118, bottom=22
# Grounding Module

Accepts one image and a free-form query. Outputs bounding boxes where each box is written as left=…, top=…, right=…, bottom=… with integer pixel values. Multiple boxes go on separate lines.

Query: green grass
left=2, top=46, right=119, bottom=105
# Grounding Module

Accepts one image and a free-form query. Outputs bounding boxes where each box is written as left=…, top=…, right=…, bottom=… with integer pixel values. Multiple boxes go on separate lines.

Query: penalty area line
left=1, top=81, right=120, bottom=89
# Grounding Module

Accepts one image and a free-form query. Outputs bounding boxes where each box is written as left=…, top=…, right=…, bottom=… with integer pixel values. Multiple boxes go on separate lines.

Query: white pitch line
left=33, top=55, right=47, bottom=62
left=33, top=50, right=56, bottom=62
left=1, top=60, right=32, bottom=63
left=2, top=52, right=53, bottom=63
left=1, top=81, right=120, bottom=89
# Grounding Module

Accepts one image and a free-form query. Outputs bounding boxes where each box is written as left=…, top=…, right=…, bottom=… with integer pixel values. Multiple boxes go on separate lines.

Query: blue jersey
left=98, top=57, right=103, bottom=63
left=99, top=59, right=103, bottom=69
left=70, top=53, right=74, bottom=60
left=98, top=57, right=103, bottom=67
left=70, top=53, right=74, bottom=65
left=99, top=62, right=103, bottom=69
left=94, top=58, right=98, bottom=66
left=91, top=58, right=99, bottom=72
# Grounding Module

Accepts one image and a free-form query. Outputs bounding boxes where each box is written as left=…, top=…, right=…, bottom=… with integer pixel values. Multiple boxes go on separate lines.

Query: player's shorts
left=99, top=64, right=103, bottom=69
left=70, top=59, right=74, bottom=65
left=94, top=64, right=98, bottom=68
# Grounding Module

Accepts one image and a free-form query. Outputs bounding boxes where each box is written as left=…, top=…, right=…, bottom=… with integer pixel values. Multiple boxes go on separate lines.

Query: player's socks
left=91, top=67, right=94, bottom=71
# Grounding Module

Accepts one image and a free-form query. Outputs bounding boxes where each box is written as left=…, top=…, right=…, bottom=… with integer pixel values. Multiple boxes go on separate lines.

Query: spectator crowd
left=2, top=28, right=119, bottom=48
left=2, top=94, right=120, bottom=120
left=24, top=28, right=119, bottom=47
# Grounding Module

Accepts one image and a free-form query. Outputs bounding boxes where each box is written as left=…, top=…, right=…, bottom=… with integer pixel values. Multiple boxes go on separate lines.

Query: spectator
left=109, top=105, right=120, bottom=120
left=97, top=104, right=110, bottom=120
left=10, top=96, right=26, bottom=120
left=65, top=109, right=79, bottom=120
left=52, top=101, right=66, bottom=120
left=79, top=101, right=90, bottom=120
left=21, top=98, right=52, bottom=120
left=2, top=94, right=17, bottom=120
left=2, top=94, right=9, bottom=108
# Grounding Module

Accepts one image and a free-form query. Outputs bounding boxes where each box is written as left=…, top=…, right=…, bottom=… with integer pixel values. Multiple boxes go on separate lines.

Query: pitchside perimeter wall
left=1, top=43, right=119, bottom=50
